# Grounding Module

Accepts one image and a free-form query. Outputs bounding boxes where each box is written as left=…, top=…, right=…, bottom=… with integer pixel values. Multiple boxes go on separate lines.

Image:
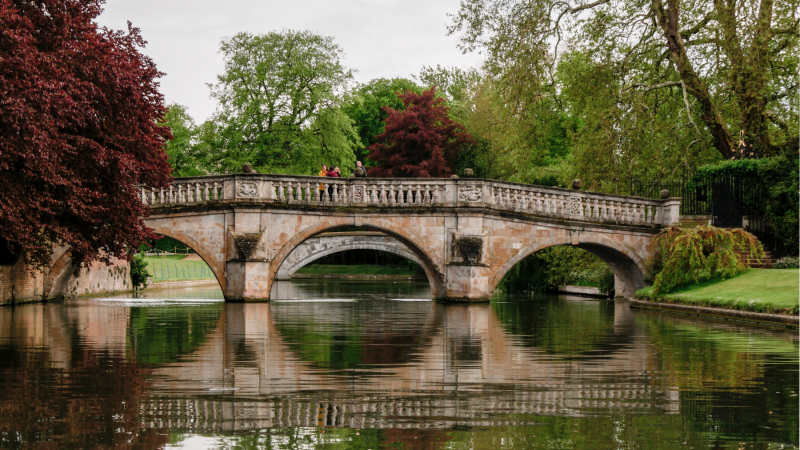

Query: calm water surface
left=0, top=280, right=797, bottom=449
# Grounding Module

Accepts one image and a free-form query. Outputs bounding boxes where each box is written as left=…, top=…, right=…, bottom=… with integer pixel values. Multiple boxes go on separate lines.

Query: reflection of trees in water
left=0, top=348, right=169, bottom=448
left=492, top=295, right=635, bottom=358
left=643, top=317, right=800, bottom=444
left=270, top=300, right=444, bottom=371
left=127, top=305, right=222, bottom=364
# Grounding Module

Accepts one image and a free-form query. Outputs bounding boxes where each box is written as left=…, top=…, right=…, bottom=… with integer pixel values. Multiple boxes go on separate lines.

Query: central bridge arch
left=275, top=232, right=424, bottom=280
left=267, top=219, right=446, bottom=299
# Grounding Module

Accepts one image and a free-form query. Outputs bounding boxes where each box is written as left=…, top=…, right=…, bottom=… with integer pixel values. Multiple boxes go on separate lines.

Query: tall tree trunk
left=715, top=0, right=776, bottom=154
left=653, top=0, right=736, bottom=159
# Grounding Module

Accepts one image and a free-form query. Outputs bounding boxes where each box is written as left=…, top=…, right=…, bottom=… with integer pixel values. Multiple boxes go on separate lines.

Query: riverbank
left=634, top=269, right=799, bottom=325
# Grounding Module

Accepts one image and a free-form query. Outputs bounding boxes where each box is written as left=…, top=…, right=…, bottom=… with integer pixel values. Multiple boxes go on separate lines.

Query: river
left=0, top=279, right=797, bottom=449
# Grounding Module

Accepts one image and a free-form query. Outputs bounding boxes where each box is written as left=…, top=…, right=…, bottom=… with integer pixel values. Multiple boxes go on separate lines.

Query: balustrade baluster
left=388, top=184, right=395, bottom=204
left=369, top=186, right=377, bottom=203
left=194, top=183, right=201, bottom=202
left=332, top=183, right=339, bottom=202
left=285, top=182, right=292, bottom=201
left=304, top=183, right=311, bottom=202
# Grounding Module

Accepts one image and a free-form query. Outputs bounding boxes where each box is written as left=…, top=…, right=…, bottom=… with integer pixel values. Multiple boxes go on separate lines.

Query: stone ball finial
left=451, top=175, right=459, bottom=180
left=463, top=168, right=474, bottom=178
left=242, top=163, right=257, bottom=174
left=349, top=173, right=355, bottom=178
left=660, top=188, right=670, bottom=199
left=571, top=179, right=582, bottom=190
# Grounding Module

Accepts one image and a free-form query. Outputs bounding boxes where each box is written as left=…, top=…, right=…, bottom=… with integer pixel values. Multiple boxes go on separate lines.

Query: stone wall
left=0, top=255, right=132, bottom=306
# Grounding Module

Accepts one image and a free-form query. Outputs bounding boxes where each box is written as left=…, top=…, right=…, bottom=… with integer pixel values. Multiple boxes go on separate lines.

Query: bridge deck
left=141, top=174, right=679, bottom=229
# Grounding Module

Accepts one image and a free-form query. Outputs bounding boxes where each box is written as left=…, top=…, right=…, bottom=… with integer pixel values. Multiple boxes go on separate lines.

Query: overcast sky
left=96, top=0, right=484, bottom=123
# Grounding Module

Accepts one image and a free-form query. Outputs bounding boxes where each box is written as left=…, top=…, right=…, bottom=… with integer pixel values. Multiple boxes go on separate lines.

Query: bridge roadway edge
left=144, top=200, right=662, bottom=303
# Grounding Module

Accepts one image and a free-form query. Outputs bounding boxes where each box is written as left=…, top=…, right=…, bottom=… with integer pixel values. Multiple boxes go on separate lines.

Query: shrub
left=774, top=257, right=799, bottom=269
left=646, top=225, right=763, bottom=297
left=130, top=252, right=150, bottom=290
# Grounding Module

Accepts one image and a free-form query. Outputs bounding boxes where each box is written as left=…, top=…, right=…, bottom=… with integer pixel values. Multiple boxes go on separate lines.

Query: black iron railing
left=631, top=174, right=775, bottom=251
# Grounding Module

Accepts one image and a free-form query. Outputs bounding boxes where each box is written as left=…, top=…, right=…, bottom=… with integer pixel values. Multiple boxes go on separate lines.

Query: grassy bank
left=636, top=269, right=799, bottom=315
left=144, top=256, right=215, bottom=283
left=294, top=264, right=423, bottom=277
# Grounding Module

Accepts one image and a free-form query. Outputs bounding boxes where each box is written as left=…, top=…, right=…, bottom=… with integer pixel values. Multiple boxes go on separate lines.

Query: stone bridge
left=137, top=174, right=680, bottom=301
left=275, top=231, right=423, bottom=280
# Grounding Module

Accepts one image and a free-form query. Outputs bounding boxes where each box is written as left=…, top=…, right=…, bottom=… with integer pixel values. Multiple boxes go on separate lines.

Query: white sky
left=96, top=0, right=485, bottom=123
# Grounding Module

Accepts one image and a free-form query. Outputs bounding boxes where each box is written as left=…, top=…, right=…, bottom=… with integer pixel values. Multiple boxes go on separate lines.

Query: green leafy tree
left=342, top=78, right=421, bottom=163
left=160, top=104, right=205, bottom=177
left=207, top=30, right=357, bottom=174
left=448, top=0, right=798, bottom=187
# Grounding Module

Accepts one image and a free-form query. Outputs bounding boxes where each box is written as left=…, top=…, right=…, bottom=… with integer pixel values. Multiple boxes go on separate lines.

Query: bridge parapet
left=140, top=174, right=679, bottom=228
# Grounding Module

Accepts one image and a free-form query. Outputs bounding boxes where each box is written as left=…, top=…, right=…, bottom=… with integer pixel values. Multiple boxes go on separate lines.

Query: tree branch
left=569, top=0, right=613, bottom=14
left=764, top=110, right=789, bottom=133
left=625, top=81, right=682, bottom=92
left=680, top=13, right=714, bottom=39
left=767, top=84, right=798, bottom=102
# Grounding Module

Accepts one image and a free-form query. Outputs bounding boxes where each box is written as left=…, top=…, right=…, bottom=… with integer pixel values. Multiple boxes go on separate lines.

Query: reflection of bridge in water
left=138, top=299, right=678, bottom=431
left=0, top=297, right=680, bottom=432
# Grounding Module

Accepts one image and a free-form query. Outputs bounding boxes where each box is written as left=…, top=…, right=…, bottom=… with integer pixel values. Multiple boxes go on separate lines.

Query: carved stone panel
left=237, top=181, right=259, bottom=198
left=353, top=185, right=365, bottom=202
left=570, top=196, right=582, bottom=216
left=458, top=185, right=482, bottom=202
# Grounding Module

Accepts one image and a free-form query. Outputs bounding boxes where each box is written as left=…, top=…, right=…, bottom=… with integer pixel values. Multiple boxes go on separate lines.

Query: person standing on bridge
left=354, top=161, right=367, bottom=178
left=318, top=164, right=328, bottom=200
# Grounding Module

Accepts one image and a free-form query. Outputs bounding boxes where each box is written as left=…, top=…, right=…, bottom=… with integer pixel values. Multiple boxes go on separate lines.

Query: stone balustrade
left=140, top=174, right=679, bottom=227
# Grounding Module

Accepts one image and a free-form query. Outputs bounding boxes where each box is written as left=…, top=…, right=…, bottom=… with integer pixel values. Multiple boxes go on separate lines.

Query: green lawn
left=294, top=264, right=423, bottom=277
left=636, top=269, right=799, bottom=314
left=144, top=257, right=215, bottom=283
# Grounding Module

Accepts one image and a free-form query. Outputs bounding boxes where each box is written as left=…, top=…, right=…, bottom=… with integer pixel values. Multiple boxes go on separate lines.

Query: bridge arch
left=490, top=234, right=648, bottom=298
left=44, top=249, right=78, bottom=299
left=148, top=225, right=227, bottom=292
left=275, top=235, right=424, bottom=280
left=268, top=219, right=445, bottom=298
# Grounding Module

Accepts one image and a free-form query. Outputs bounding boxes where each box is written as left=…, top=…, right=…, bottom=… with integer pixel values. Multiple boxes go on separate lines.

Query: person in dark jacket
left=354, top=161, right=367, bottom=178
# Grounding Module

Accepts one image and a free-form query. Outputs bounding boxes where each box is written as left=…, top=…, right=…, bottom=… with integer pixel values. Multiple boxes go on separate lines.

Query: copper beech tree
left=0, top=0, right=172, bottom=267
left=367, top=88, right=475, bottom=178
